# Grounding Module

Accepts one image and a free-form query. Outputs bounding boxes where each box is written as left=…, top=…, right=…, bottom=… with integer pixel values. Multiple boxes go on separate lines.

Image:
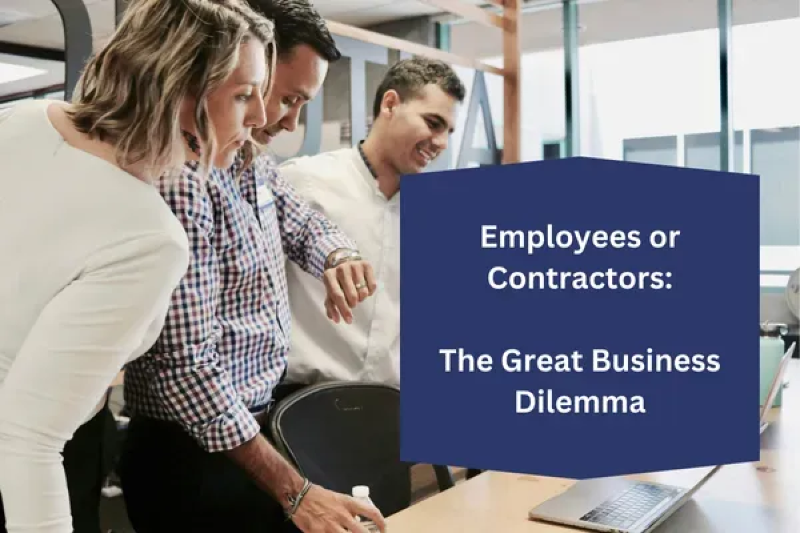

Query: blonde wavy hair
left=68, top=0, right=276, bottom=180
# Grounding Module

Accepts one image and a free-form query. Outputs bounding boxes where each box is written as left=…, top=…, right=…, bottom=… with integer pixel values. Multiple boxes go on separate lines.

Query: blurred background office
left=0, top=0, right=797, bottom=529
left=0, top=0, right=796, bottom=322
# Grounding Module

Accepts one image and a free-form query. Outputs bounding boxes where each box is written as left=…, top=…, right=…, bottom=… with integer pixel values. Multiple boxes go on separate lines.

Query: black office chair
left=266, top=381, right=454, bottom=517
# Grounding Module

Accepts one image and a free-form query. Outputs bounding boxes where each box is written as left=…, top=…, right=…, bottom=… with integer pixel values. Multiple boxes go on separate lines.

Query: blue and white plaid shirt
left=123, top=153, right=356, bottom=452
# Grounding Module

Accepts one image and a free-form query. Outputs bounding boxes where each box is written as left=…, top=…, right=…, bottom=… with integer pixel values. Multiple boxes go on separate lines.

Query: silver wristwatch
left=325, top=248, right=361, bottom=269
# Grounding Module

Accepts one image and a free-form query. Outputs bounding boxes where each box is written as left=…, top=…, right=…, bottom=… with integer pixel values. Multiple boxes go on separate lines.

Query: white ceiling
left=0, top=0, right=464, bottom=51
left=0, top=0, right=797, bottom=99
left=0, top=0, right=466, bottom=98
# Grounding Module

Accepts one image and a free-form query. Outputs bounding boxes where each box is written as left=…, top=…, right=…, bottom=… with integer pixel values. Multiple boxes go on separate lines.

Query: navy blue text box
left=400, top=157, right=760, bottom=479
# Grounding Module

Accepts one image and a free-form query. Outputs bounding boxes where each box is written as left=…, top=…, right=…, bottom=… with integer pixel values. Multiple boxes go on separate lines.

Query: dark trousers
left=0, top=401, right=116, bottom=533
left=118, top=415, right=302, bottom=533
left=271, top=382, right=308, bottom=404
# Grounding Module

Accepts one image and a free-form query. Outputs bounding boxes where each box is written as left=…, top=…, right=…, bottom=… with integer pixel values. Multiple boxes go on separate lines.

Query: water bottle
left=352, top=485, right=380, bottom=532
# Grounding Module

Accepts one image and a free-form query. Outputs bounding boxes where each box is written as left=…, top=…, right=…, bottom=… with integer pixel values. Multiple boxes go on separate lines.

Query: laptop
left=528, top=342, right=795, bottom=533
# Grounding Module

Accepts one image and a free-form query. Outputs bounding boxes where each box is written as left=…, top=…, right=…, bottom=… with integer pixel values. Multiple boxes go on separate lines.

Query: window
left=732, top=19, right=800, bottom=291
left=623, top=136, right=678, bottom=166
left=683, top=131, right=744, bottom=172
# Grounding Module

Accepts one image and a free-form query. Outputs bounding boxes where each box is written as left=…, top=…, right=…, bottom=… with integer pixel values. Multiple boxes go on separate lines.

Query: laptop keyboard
left=579, top=483, right=680, bottom=531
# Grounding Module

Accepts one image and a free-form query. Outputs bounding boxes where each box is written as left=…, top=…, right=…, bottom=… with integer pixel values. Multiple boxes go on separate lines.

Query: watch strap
left=326, top=248, right=361, bottom=269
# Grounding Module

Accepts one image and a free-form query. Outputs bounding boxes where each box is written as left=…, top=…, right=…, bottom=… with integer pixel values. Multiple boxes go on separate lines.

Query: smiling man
left=118, top=2, right=387, bottom=532
left=275, top=58, right=466, bottom=395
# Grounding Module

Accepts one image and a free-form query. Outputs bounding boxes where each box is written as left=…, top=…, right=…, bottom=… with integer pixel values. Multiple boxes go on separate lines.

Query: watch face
left=333, top=249, right=358, bottom=264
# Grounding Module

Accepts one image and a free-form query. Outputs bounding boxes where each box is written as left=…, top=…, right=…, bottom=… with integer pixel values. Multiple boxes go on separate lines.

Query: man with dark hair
left=277, top=57, right=465, bottom=393
left=118, top=2, right=386, bottom=532
left=250, top=0, right=341, bottom=142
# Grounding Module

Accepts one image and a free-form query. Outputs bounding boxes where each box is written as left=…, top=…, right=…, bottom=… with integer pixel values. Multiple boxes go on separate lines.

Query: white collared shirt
left=279, top=147, right=400, bottom=387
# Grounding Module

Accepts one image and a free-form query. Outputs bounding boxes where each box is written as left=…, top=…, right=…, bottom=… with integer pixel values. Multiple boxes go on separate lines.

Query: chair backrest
left=267, top=381, right=411, bottom=516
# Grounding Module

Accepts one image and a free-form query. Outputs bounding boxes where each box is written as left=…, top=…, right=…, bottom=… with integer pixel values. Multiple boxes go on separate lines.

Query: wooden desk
left=387, top=361, right=799, bottom=532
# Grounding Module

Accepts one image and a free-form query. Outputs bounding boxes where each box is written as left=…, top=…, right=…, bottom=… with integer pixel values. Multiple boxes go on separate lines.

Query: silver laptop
left=528, top=342, right=795, bottom=533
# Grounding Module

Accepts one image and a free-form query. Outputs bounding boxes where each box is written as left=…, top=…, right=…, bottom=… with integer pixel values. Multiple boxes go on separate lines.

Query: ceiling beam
left=326, top=20, right=504, bottom=76
left=0, top=41, right=64, bottom=62
left=0, top=83, right=64, bottom=104
left=417, top=0, right=504, bottom=29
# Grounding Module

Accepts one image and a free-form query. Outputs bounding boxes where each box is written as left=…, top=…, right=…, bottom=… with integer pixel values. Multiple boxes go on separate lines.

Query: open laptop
left=528, top=342, right=796, bottom=533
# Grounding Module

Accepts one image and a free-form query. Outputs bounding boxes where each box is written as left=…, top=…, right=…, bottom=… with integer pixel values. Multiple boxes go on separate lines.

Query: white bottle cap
left=352, top=485, right=370, bottom=498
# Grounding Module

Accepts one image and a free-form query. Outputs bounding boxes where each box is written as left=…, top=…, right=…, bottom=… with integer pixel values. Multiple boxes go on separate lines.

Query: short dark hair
left=246, top=0, right=341, bottom=62
left=372, top=57, right=466, bottom=118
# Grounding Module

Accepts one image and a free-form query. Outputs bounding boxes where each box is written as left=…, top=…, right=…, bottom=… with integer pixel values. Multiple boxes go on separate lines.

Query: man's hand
left=323, top=255, right=377, bottom=324
left=225, top=435, right=386, bottom=532
left=291, top=484, right=386, bottom=532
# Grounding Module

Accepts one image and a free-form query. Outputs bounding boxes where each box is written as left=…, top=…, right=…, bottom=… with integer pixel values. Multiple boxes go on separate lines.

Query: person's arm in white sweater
left=0, top=233, right=188, bottom=533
